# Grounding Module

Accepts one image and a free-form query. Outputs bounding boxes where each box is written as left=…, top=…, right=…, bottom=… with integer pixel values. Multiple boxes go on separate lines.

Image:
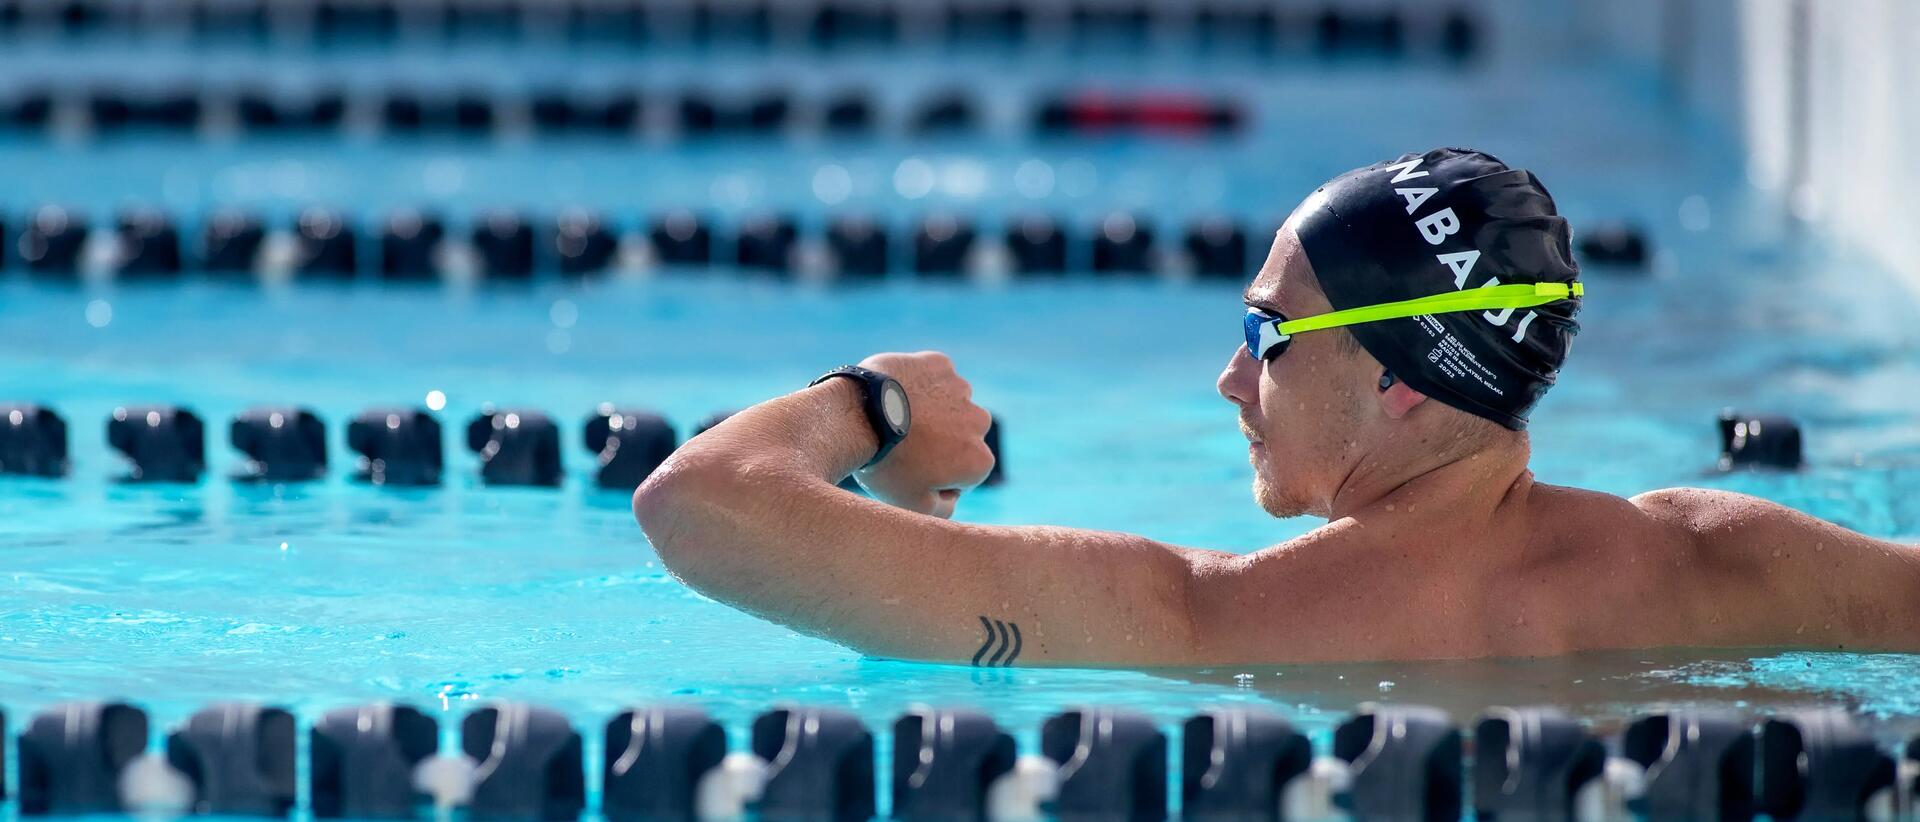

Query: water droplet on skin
left=1384, top=503, right=1395, bottom=512
left=1771, top=548, right=1782, bottom=558
left=1815, top=542, right=1824, bottom=552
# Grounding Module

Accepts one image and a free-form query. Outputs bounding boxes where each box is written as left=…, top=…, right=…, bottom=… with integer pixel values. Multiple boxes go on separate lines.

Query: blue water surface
left=2, top=33, right=1919, bottom=814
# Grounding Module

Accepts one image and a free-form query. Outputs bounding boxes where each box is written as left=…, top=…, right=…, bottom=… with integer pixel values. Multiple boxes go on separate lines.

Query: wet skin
left=632, top=227, right=1920, bottom=667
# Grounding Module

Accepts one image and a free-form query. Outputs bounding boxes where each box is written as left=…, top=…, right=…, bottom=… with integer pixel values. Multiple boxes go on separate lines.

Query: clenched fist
left=853, top=351, right=996, bottom=518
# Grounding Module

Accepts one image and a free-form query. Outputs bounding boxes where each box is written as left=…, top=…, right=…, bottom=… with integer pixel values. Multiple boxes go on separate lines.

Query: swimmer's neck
left=1325, top=432, right=1534, bottom=524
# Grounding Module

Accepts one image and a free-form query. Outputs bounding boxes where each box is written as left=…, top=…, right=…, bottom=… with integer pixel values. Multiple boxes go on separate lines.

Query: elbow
left=631, top=450, right=785, bottom=585
left=629, top=459, right=673, bottom=539
left=631, top=453, right=714, bottom=569
left=629, top=460, right=673, bottom=531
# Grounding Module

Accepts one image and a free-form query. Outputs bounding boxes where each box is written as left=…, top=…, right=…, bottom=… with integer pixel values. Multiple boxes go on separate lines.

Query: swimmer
left=632, top=148, right=1920, bottom=666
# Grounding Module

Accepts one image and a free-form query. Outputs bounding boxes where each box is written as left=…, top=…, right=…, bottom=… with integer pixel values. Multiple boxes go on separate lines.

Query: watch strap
left=810, top=366, right=906, bottom=468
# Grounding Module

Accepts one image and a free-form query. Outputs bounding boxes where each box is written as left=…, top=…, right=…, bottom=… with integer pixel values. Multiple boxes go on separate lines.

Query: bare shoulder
left=1631, top=487, right=1879, bottom=543
left=1629, top=487, right=1920, bottom=649
left=1630, top=487, right=1782, bottom=529
left=1629, top=486, right=1919, bottom=567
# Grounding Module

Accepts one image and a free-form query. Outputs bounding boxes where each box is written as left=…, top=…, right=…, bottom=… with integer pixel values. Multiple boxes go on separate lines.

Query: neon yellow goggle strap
left=1280, top=282, right=1582, bottom=337
left=1251, top=280, right=1582, bottom=357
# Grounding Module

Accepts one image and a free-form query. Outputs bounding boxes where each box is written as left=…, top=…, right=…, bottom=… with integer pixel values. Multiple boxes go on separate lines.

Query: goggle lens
left=1244, top=308, right=1291, bottom=360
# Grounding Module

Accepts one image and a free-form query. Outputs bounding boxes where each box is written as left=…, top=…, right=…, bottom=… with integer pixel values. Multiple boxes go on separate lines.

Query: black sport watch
left=810, top=365, right=911, bottom=468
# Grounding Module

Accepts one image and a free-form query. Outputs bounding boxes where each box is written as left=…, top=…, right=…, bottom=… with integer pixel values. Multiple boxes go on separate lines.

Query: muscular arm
left=632, top=379, right=1233, bottom=667
left=1632, top=488, right=1920, bottom=650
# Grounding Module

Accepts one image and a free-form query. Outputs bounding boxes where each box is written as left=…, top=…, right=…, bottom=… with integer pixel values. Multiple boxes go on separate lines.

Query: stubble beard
left=1252, top=472, right=1311, bottom=519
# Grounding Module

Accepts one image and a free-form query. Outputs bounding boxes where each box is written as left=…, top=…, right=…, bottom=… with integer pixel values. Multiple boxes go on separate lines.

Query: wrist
left=807, top=378, right=882, bottom=475
left=809, top=365, right=911, bottom=470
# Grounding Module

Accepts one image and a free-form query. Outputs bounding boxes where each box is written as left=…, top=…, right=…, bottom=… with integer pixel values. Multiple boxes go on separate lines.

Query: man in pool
left=632, top=147, right=1920, bottom=666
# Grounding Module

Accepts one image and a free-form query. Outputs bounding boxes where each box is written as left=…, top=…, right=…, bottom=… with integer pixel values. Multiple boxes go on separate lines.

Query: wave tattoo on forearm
left=971, top=616, right=1022, bottom=667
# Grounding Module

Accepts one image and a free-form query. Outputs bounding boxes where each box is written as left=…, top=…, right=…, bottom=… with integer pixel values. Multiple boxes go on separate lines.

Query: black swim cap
left=1290, top=147, right=1582, bottom=430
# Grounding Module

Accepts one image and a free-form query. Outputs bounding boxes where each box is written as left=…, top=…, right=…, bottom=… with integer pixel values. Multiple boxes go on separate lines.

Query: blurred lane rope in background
left=0, top=3, right=1917, bottom=819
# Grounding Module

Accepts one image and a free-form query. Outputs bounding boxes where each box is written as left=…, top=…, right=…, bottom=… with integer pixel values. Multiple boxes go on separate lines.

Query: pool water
left=4, top=267, right=1918, bottom=739
left=2, top=30, right=1920, bottom=812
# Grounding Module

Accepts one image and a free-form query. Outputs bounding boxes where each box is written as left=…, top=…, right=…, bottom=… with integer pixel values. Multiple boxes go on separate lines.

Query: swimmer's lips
left=1246, top=439, right=1274, bottom=473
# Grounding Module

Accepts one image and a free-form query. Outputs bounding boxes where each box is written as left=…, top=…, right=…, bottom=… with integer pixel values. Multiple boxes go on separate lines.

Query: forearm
left=654, top=485, right=1202, bottom=665
left=671, top=379, right=876, bottom=484
left=632, top=386, right=1205, bottom=665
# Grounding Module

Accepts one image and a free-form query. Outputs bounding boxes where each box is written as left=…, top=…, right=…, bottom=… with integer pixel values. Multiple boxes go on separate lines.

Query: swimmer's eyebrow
left=1242, top=289, right=1282, bottom=314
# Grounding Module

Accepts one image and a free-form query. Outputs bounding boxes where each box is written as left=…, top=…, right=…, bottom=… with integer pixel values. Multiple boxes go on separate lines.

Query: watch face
left=880, top=382, right=910, bottom=432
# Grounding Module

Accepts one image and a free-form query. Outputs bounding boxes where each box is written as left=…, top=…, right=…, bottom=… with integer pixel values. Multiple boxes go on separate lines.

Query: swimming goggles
left=1244, top=281, right=1585, bottom=360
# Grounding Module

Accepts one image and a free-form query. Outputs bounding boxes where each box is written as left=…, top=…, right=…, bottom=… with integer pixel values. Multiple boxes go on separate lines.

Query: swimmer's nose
left=1218, top=345, right=1259, bottom=408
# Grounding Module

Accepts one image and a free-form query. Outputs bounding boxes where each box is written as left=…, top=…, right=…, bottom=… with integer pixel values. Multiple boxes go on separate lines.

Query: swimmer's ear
left=1378, top=375, right=1427, bottom=420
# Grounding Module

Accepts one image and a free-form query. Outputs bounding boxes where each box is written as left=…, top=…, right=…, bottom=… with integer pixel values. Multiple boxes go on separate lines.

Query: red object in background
left=1041, top=91, right=1242, bottom=136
